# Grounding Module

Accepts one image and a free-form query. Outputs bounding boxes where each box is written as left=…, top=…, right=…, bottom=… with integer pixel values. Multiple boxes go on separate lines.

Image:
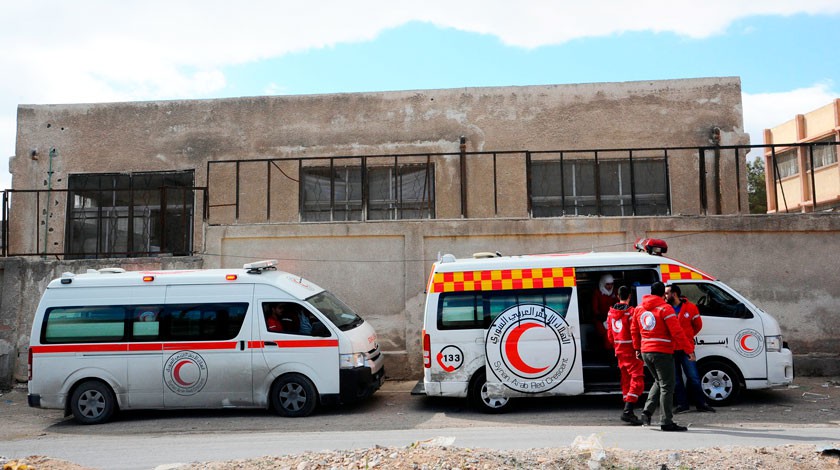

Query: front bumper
left=339, top=366, right=385, bottom=403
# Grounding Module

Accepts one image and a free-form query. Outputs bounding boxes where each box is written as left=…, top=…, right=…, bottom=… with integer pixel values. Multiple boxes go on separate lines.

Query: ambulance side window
left=438, top=293, right=480, bottom=329
left=676, top=283, right=751, bottom=319
left=43, top=306, right=127, bottom=343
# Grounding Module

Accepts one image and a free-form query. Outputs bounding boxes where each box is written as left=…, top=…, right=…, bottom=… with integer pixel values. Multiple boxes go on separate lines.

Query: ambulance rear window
left=438, top=287, right=573, bottom=330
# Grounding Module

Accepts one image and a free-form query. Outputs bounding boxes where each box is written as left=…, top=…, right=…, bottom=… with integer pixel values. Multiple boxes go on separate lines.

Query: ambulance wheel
left=699, top=360, right=741, bottom=406
left=70, top=380, right=117, bottom=425
left=468, top=371, right=511, bottom=413
left=271, top=374, right=318, bottom=417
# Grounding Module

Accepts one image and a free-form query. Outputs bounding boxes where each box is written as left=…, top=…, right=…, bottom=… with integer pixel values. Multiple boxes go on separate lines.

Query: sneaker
left=696, top=404, right=716, bottom=413
left=641, top=412, right=651, bottom=426
left=661, top=423, right=688, bottom=432
left=673, top=405, right=690, bottom=414
left=620, top=411, right=643, bottom=426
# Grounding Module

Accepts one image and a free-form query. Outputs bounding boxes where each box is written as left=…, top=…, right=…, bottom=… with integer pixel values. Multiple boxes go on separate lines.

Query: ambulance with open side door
left=415, top=247, right=794, bottom=412
left=28, top=260, right=384, bottom=424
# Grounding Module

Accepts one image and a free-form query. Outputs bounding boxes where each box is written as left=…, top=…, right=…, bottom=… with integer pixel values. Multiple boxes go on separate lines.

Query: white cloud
left=1, top=0, right=839, bottom=190
left=742, top=82, right=838, bottom=159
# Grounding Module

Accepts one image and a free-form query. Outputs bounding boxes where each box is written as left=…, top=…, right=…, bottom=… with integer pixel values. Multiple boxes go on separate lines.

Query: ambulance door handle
left=239, top=341, right=245, bottom=351
left=265, top=341, right=277, bottom=347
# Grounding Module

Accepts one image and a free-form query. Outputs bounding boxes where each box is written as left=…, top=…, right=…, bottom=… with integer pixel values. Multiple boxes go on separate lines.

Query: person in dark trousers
left=606, top=285, right=645, bottom=425
left=631, top=281, right=692, bottom=432
left=666, top=284, right=716, bottom=413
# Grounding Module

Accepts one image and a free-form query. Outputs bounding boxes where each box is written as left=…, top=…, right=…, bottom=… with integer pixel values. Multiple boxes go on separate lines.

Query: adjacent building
left=763, top=99, right=840, bottom=213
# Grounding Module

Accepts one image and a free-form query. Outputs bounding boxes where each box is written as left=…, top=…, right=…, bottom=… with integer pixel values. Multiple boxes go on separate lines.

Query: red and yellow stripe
left=660, top=263, right=713, bottom=282
left=430, top=267, right=576, bottom=293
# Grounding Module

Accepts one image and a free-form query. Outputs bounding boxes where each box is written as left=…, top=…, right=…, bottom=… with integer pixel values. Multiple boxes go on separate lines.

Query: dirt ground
left=2, top=377, right=839, bottom=469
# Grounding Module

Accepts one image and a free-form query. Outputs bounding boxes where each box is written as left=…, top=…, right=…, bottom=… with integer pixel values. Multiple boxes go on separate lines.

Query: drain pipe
left=42, top=147, right=56, bottom=258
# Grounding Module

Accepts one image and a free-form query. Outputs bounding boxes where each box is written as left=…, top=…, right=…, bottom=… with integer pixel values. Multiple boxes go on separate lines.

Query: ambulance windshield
left=307, top=291, right=364, bottom=331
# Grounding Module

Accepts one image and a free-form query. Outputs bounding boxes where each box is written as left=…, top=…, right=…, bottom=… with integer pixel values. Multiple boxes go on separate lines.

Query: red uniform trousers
left=617, top=352, right=645, bottom=403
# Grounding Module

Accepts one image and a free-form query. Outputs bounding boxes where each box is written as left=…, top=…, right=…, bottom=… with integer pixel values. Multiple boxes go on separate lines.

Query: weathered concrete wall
left=202, top=213, right=840, bottom=380
left=1, top=214, right=838, bottom=387
left=0, top=257, right=203, bottom=389
left=10, top=77, right=748, bottom=255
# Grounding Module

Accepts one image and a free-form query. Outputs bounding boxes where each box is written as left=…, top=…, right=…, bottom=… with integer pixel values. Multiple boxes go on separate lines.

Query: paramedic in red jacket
left=666, top=284, right=716, bottom=413
left=630, top=281, right=692, bottom=432
left=606, top=285, right=644, bottom=425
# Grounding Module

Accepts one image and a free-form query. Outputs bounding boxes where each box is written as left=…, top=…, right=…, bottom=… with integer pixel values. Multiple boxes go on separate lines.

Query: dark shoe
left=621, top=411, right=643, bottom=426
left=696, top=404, right=716, bottom=413
left=661, top=423, right=688, bottom=432
left=673, top=405, right=690, bottom=414
left=641, top=411, right=651, bottom=426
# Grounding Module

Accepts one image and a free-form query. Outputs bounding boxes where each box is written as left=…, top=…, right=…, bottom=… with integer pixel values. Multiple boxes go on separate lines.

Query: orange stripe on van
left=31, top=342, right=239, bottom=354
left=248, top=339, right=339, bottom=349
left=660, top=263, right=713, bottom=282
left=431, top=267, right=576, bottom=293
left=30, top=344, right=127, bottom=354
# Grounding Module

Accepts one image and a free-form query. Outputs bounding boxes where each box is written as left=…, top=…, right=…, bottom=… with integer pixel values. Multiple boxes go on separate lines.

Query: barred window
left=530, top=156, right=668, bottom=217
left=301, top=163, right=434, bottom=221
left=65, top=171, right=194, bottom=259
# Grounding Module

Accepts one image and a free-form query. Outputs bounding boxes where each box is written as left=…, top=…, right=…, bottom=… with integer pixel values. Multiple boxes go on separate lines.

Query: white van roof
left=48, top=260, right=325, bottom=300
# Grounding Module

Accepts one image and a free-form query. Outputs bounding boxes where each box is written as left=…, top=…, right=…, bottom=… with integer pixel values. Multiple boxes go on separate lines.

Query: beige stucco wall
left=10, top=77, right=749, bottom=256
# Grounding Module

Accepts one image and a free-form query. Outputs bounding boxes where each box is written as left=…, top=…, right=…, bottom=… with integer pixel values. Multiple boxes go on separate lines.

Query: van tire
left=468, top=371, right=511, bottom=413
left=698, top=360, right=741, bottom=406
left=69, top=380, right=117, bottom=425
left=271, top=374, right=318, bottom=417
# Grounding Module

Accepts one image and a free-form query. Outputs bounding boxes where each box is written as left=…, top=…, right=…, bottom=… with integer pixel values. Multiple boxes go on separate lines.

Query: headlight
left=765, top=335, right=782, bottom=352
left=339, top=353, right=367, bottom=369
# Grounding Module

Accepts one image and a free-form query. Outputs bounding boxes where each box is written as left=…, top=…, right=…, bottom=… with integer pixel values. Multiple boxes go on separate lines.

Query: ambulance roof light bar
left=634, top=238, right=667, bottom=256
left=243, top=259, right=279, bottom=274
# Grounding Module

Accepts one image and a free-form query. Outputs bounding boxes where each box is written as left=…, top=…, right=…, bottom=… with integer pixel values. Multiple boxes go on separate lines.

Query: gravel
left=5, top=440, right=840, bottom=469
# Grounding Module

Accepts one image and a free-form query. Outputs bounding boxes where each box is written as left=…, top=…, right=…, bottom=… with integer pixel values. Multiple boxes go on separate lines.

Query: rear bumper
left=339, top=366, right=385, bottom=403
left=27, top=393, right=41, bottom=408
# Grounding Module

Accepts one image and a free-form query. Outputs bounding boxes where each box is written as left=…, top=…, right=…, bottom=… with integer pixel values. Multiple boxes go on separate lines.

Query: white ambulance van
left=417, top=250, right=794, bottom=412
left=28, top=260, right=384, bottom=424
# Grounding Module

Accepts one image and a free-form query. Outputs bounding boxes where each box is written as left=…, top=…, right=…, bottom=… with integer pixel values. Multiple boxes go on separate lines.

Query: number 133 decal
left=436, top=345, right=464, bottom=372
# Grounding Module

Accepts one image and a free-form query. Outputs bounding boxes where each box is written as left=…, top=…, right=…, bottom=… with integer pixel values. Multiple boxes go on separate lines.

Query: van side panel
left=161, top=284, right=255, bottom=408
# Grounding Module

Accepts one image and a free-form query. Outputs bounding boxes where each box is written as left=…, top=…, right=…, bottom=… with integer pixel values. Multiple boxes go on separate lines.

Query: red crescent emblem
left=173, top=360, right=195, bottom=386
left=504, top=322, right=549, bottom=374
left=740, top=334, right=755, bottom=352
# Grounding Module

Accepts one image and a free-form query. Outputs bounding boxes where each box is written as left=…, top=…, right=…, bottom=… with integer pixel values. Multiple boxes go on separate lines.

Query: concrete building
left=3, top=76, right=839, bottom=387
left=763, top=99, right=840, bottom=213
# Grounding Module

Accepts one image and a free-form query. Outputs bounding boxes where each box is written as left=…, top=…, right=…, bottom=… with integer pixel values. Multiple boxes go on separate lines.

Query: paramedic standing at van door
left=606, top=285, right=644, bottom=425
left=666, top=284, right=716, bottom=413
left=592, top=274, right=618, bottom=348
left=630, top=281, right=692, bottom=432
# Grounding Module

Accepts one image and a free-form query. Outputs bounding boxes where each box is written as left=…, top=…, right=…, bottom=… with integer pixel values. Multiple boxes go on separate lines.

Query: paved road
left=1, top=377, right=838, bottom=469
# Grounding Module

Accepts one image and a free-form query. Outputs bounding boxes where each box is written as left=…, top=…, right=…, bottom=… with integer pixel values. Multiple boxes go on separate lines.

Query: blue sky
left=1, top=1, right=839, bottom=190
